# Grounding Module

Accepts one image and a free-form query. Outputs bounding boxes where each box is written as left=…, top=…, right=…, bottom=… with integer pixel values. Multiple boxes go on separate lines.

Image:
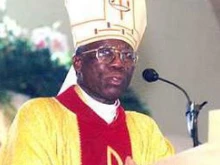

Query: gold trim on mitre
left=65, top=0, right=147, bottom=51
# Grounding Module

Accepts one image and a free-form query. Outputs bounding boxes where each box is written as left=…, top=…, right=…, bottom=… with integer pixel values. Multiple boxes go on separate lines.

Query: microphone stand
left=186, top=101, right=207, bottom=147
left=158, top=77, right=207, bottom=147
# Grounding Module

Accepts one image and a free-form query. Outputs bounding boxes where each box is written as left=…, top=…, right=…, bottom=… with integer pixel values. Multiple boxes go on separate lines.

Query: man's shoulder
left=15, top=97, right=76, bottom=126
left=21, top=97, right=56, bottom=107
left=17, top=97, right=64, bottom=117
left=22, top=97, right=68, bottom=109
left=125, top=111, right=157, bottom=127
left=125, top=111, right=153, bottom=121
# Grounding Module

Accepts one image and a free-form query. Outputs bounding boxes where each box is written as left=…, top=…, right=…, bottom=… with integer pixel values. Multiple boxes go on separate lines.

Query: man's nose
left=110, top=53, right=124, bottom=67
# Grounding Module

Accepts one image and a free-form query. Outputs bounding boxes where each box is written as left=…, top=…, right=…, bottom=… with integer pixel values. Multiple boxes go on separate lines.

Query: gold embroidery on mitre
left=109, top=0, right=130, bottom=12
left=109, top=0, right=131, bottom=20
left=107, top=146, right=123, bottom=165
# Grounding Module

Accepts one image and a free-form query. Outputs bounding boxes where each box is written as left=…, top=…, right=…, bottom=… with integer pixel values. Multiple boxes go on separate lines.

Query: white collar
left=78, top=85, right=120, bottom=124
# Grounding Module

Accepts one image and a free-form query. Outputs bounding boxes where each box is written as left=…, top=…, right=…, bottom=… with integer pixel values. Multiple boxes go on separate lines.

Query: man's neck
left=76, top=85, right=120, bottom=124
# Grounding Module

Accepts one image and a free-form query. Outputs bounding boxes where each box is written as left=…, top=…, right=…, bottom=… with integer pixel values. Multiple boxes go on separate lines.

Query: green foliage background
left=0, top=38, right=67, bottom=97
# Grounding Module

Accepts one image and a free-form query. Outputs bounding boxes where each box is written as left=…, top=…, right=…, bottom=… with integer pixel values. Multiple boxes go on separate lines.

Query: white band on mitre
left=59, top=0, right=147, bottom=94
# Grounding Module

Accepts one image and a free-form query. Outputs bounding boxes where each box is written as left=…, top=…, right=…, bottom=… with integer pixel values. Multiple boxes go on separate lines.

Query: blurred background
left=1, top=0, right=220, bottom=153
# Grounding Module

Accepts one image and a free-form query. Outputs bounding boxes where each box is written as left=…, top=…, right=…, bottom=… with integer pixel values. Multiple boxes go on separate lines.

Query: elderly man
left=0, top=0, right=174, bottom=164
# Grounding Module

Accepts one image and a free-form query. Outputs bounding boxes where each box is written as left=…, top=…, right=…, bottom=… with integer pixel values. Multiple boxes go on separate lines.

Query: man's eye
left=98, top=48, right=113, bottom=56
left=123, top=52, right=135, bottom=59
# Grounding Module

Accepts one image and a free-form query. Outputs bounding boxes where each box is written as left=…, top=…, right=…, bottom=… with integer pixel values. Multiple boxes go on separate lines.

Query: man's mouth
left=107, top=76, right=124, bottom=86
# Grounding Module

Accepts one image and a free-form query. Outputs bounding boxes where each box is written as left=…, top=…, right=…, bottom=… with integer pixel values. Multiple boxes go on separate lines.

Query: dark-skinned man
left=0, top=0, right=174, bottom=164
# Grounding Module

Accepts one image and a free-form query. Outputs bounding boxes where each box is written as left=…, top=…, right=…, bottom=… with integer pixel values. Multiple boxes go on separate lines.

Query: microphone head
left=142, top=68, right=159, bottom=82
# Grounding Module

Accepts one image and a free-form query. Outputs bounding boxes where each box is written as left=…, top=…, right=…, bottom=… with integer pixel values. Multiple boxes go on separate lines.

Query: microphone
left=142, top=68, right=207, bottom=147
left=142, top=68, right=191, bottom=104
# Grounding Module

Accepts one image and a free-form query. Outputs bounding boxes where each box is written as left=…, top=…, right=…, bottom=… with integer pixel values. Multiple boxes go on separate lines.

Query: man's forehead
left=78, top=39, right=133, bottom=52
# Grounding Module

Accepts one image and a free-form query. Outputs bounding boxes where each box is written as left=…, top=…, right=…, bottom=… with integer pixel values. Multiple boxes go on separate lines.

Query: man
left=0, top=0, right=174, bottom=164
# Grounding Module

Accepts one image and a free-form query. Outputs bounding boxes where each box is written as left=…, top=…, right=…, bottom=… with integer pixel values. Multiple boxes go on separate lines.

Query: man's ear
left=73, top=55, right=82, bottom=73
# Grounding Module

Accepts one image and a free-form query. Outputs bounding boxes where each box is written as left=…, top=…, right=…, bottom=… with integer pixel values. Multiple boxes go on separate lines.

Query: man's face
left=74, top=39, right=136, bottom=104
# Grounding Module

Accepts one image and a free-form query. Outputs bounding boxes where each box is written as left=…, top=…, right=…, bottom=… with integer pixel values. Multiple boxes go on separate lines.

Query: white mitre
left=59, top=0, right=147, bottom=94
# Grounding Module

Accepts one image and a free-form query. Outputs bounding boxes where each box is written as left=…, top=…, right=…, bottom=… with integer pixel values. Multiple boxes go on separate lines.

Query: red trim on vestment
left=56, top=86, right=132, bottom=165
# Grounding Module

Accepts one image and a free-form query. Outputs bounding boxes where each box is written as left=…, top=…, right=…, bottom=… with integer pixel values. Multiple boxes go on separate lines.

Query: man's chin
left=103, top=88, right=124, bottom=101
